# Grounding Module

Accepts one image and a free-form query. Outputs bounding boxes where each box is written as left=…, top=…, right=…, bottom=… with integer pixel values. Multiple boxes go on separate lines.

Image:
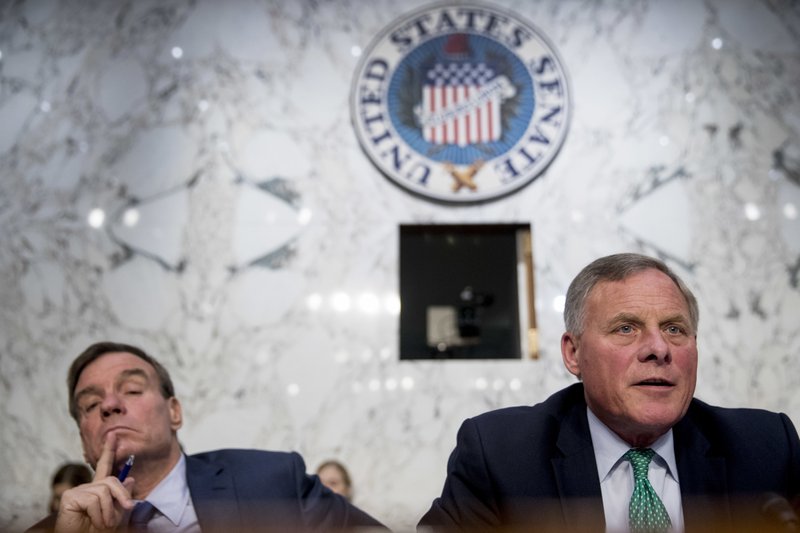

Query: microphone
left=761, top=492, right=799, bottom=531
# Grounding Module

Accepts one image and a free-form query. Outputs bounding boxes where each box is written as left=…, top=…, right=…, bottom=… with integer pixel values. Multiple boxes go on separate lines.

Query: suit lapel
left=551, top=399, right=606, bottom=530
left=673, top=411, right=730, bottom=530
left=186, top=454, right=241, bottom=532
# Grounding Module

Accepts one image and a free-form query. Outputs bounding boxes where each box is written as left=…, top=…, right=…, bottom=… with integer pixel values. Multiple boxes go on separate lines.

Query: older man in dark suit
left=419, top=253, right=800, bottom=532
left=29, top=341, right=384, bottom=533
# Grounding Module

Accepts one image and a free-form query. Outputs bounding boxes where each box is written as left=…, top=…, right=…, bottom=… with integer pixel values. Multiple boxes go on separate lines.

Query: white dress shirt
left=128, top=454, right=201, bottom=533
left=587, top=408, right=684, bottom=532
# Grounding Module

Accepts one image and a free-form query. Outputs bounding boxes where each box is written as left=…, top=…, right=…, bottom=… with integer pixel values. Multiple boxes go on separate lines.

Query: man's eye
left=124, top=389, right=142, bottom=395
left=83, top=402, right=99, bottom=413
left=666, top=325, right=684, bottom=334
left=617, top=325, right=634, bottom=334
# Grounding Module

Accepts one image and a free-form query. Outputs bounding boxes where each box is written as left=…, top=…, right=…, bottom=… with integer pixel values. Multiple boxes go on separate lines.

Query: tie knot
left=624, top=448, right=656, bottom=479
left=129, top=501, right=156, bottom=531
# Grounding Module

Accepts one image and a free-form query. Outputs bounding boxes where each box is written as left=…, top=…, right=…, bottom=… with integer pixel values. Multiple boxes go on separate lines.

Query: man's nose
left=100, top=393, right=125, bottom=418
left=638, top=327, right=672, bottom=363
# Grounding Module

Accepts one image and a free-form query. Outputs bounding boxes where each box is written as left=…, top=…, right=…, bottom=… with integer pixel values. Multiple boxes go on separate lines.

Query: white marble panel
left=0, top=92, right=38, bottom=154
left=113, top=126, right=197, bottom=198
left=101, top=257, right=181, bottom=331
left=237, top=129, right=312, bottom=180
left=97, top=56, right=148, bottom=122
left=111, top=189, right=189, bottom=268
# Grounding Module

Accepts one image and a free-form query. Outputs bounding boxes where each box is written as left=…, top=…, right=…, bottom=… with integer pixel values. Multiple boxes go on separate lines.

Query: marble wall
left=1, top=0, right=798, bottom=530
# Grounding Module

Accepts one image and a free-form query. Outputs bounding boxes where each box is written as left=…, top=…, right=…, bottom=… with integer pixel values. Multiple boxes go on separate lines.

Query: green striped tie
left=624, top=448, right=672, bottom=533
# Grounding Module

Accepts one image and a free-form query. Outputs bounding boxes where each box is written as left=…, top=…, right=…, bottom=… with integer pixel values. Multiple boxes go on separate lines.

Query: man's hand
left=54, top=435, right=135, bottom=533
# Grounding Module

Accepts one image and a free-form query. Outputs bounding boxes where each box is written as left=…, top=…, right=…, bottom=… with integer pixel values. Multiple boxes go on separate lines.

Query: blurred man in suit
left=30, top=341, right=385, bottom=532
left=420, top=253, right=800, bottom=532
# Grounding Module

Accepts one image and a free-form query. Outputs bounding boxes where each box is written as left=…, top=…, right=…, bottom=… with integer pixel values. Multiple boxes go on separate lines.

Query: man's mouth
left=635, top=378, right=674, bottom=387
left=104, top=426, right=133, bottom=437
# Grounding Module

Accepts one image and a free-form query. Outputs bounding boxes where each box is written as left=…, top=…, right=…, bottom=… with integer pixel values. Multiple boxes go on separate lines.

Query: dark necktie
left=624, top=448, right=672, bottom=533
left=128, top=501, right=156, bottom=533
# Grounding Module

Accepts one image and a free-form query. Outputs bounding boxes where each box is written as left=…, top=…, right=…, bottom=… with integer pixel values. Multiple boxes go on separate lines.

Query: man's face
left=74, top=352, right=182, bottom=469
left=561, top=269, right=698, bottom=446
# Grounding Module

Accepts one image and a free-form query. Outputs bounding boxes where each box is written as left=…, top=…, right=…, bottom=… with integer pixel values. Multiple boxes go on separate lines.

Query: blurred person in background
left=317, top=460, right=353, bottom=502
left=48, top=463, right=93, bottom=514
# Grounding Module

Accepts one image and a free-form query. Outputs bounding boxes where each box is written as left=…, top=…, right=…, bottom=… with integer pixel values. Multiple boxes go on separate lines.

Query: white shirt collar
left=586, top=407, right=680, bottom=483
left=139, top=453, right=190, bottom=526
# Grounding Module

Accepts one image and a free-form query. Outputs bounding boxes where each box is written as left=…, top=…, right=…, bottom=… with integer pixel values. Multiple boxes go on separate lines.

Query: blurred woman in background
left=49, top=463, right=92, bottom=513
left=315, top=460, right=353, bottom=502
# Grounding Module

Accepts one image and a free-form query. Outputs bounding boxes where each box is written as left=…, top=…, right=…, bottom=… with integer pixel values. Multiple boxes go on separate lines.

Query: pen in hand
left=117, top=455, right=135, bottom=482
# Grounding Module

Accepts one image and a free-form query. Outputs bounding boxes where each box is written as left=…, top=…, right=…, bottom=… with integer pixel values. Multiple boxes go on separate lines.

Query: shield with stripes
left=416, top=32, right=517, bottom=148
left=419, top=61, right=514, bottom=147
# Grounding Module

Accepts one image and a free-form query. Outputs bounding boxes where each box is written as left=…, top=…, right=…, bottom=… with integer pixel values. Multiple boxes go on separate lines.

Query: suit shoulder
left=189, top=448, right=304, bottom=470
left=689, top=398, right=791, bottom=425
left=685, top=398, right=800, bottom=444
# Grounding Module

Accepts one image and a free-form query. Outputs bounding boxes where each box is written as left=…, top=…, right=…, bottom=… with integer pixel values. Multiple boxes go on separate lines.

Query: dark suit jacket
left=29, top=448, right=385, bottom=532
left=419, top=383, right=800, bottom=532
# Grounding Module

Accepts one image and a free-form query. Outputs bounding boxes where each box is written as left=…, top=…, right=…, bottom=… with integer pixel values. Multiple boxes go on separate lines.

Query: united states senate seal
left=351, top=3, right=570, bottom=203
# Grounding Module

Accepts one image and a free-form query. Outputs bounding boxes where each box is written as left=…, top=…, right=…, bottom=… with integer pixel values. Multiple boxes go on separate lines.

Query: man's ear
left=561, top=332, right=582, bottom=379
left=169, top=397, right=183, bottom=431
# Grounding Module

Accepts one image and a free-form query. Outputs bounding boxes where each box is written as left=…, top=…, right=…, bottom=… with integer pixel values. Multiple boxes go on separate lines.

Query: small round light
left=384, top=293, right=401, bottom=315
left=357, top=292, right=380, bottom=314
left=711, top=37, right=723, bottom=50
left=88, top=208, right=105, bottom=228
left=123, top=208, right=140, bottom=227
left=743, top=203, right=761, bottom=221
left=331, top=292, right=351, bottom=312
left=306, top=293, right=323, bottom=311
left=171, top=46, right=184, bottom=59
left=297, top=207, right=312, bottom=225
